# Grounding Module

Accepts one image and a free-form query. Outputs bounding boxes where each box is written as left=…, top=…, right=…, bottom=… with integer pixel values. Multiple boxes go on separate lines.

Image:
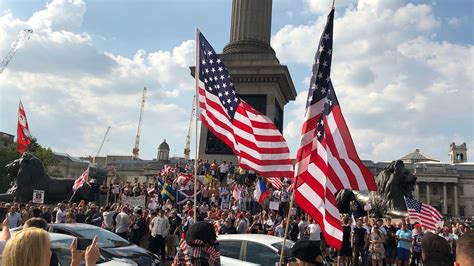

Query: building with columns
left=363, top=142, right=474, bottom=218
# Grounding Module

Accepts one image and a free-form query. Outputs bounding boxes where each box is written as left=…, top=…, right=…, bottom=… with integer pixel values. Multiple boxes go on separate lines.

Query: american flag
left=73, top=168, right=89, bottom=192
left=293, top=9, right=377, bottom=249
left=266, top=177, right=283, bottom=190
left=196, top=31, right=293, bottom=178
left=404, top=197, right=443, bottom=231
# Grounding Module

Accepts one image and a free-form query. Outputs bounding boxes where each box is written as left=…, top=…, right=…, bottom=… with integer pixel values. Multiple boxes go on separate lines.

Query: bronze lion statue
left=335, top=160, right=417, bottom=218
left=372, top=160, right=417, bottom=215
left=1, top=153, right=94, bottom=203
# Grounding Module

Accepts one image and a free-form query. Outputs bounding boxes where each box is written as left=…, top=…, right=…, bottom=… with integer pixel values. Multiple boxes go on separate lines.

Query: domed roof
left=158, top=139, right=170, bottom=150
left=399, top=148, right=438, bottom=163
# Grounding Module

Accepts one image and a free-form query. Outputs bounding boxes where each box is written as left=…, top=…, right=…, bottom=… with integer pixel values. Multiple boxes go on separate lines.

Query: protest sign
left=32, top=190, right=44, bottom=204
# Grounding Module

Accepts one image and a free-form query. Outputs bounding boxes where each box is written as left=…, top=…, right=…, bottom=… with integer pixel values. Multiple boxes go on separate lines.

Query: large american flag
left=405, top=197, right=443, bottom=231
left=196, top=32, right=293, bottom=177
left=293, top=9, right=377, bottom=249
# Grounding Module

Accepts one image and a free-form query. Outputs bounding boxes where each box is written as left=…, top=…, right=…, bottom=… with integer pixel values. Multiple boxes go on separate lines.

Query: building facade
left=363, top=142, right=474, bottom=218
left=0, top=132, right=14, bottom=147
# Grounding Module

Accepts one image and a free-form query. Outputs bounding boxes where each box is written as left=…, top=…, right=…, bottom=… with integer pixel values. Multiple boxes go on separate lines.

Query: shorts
left=397, top=248, right=410, bottom=261
left=385, top=246, right=397, bottom=259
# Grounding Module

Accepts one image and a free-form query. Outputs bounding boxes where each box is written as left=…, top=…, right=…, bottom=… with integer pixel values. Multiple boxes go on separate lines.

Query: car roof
left=217, top=234, right=285, bottom=246
left=10, top=230, right=75, bottom=242
left=49, top=223, right=98, bottom=230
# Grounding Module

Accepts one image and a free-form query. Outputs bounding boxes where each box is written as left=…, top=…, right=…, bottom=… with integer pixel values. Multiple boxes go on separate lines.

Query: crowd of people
left=0, top=160, right=473, bottom=265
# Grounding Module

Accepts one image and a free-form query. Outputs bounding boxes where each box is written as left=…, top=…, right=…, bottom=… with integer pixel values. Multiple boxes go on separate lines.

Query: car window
left=76, top=228, right=130, bottom=248
left=220, top=240, right=242, bottom=260
left=51, top=228, right=75, bottom=236
left=270, top=240, right=294, bottom=257
left=245, top=242, right=279, bottom=266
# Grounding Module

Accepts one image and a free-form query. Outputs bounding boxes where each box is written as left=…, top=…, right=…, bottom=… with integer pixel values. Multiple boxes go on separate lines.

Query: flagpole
left=193, top=28, right=200, bottom=222
left=278, top=177, right=297, bottom=266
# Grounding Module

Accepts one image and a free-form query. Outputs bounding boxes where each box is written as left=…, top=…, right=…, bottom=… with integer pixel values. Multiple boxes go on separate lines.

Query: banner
left=269, top=201, right=279, bottom=210
left=122, top=195, right=146, bottom=207
left=32, top=190, right=44, bottom=204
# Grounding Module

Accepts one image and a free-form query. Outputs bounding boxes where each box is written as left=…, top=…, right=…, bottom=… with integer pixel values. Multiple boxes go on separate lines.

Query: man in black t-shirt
left=352, top=218, right=368, bottom=266
left=384, top=217, right=398, bottom=265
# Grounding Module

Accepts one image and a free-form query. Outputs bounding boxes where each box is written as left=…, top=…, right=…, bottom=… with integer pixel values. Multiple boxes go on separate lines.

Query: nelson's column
left=193, top=0, right=297, bottom=164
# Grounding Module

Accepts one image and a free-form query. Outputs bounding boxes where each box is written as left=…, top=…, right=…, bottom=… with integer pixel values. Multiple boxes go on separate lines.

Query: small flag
left=17, top=100, right=31, bottom=154
left=158, top=179, right=176, bottom=201
left=266, top=177, right=284, bottom=190
left=404, top=197, right=443, bottom=231
left=73, top=168, right=89, bottom=192
left=254, top=177, right=269, bottom=204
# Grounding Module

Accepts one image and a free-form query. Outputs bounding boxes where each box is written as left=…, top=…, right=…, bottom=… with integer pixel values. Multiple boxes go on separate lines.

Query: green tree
left=0, top=137, right=58, bottom=192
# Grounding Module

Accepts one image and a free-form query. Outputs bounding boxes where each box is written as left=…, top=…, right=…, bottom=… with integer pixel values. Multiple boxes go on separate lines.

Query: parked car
left=218, top=234, right=295, bottom=265
left=49, top=232, right=137, bottom=265
left=47, top=223, right=160, bottom=266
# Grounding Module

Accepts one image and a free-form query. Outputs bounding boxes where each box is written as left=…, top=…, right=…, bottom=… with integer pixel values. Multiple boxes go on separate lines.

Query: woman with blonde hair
left=2, top=228, right=52, bottom=266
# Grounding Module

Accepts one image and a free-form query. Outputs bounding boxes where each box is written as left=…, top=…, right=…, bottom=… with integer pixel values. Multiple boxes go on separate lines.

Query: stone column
left=454, top=185, right=459, bottom=217
left=224, top=0, right=275, bottom=54
left=426, top=183, right=431, bottom=204
left=443, top=183, right=448, bottom=214
left=414, top=183, right=420, bottom=199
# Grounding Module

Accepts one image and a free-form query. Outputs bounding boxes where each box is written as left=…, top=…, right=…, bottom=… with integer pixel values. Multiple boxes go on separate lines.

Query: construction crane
left=92, top=126, right=111, bottom=164
left=97, top=126, right=111, bottom=157
left=184, top=94, right=196, bottom=160
left=132, top=87, right=147, bottom=159
left=0, top=29, right=33, bottom=75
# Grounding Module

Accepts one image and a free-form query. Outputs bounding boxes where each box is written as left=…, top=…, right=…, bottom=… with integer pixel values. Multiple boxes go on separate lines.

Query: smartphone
left=76, top=238, right=93, bottom=251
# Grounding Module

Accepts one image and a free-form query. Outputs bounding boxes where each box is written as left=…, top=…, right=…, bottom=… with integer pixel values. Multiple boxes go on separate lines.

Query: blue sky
left=0, top=0, right=472, bottom=163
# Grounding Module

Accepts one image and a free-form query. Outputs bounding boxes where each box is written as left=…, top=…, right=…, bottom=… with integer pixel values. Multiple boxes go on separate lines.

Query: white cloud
left=446, top=16, right=468, bottom=28
left=0, top=0, right=195, bottom=159
left=28, top=0, right=86, bottom=31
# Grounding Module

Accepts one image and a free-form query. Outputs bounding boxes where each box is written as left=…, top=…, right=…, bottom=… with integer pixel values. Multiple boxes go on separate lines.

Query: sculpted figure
left=1, top=153, right=94, bottom=203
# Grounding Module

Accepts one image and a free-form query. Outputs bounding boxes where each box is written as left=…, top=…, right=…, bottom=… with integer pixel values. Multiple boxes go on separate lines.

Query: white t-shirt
left=308, top=223, right=321, bottom=241
left=102, top=210, right=116, bottom=229
left=218, top=163, right=229, bottom=173
left=55, top=209, right=66, bottom=224
left=7, top=212, right=21, bottom=228
left=115, top=212, right=129, bottom=234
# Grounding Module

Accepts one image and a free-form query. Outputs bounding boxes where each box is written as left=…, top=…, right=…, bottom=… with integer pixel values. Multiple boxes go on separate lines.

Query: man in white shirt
left=102, top=204, right=119, bottom=231
left=308, top=219, right=321, bottom=242
left=6, top=206, right=21, bottom=228
left=115, top=206, right=130, bottom=239
left=218, top=161, right=229, bottom=185
left=150, top=210, right=169, bottom=259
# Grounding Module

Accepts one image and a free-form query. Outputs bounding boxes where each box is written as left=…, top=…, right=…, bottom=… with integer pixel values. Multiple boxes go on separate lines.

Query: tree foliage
left=0, top=137, right=58, bottom=193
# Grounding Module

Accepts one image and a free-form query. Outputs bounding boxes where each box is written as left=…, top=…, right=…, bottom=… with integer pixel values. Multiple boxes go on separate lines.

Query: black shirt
left=41, top=212, right=52, bottom=223
left=384, top=225, right=398, bottom=247
left=353, top=227, right=367, bottom=247
left=169, top=216, right=182, bottom=235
